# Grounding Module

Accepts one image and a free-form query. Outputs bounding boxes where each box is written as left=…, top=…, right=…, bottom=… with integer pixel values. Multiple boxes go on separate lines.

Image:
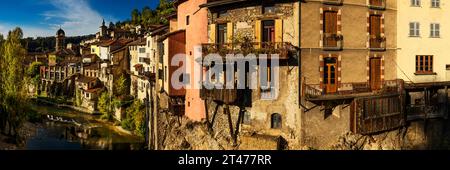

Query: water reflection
left=26, top=104, right=144, bottom=150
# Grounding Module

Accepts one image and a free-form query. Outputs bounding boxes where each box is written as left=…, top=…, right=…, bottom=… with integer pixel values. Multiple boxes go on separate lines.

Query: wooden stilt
left=210, top=104, right=219, bottom=129
left=225, top=105, right=236, bottom=145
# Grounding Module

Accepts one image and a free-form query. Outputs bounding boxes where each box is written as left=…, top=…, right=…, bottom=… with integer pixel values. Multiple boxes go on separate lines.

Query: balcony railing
left=369, top=0, right=386, bottom=10
left=304, top=79, right=403, bottom=101
left=369, top=35, right=386, bottom=51
left=322, top=0, right=343, bottom=5
left=201, top=42, right=292, bottom=60
left=323, top=33, right=343, bottom=51
left=407, top=104, right=447, bottom=121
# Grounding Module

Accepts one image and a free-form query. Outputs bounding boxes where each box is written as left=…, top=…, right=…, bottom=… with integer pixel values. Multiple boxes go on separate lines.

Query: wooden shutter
left=275, top=19, right=283, bottom=43
left=227, top=22, right=233, bottom=43
left=255, top=20, right=262, bottom=48
left=210, top=24, right=216, bottom=43
left=370, top=58, right=382, bottom=90
left=370, top=15, right=381, bottom=36
left=324, top=11, right=337, bottom=34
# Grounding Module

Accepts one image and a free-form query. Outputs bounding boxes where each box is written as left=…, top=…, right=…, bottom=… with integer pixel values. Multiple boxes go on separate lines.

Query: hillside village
left=19, top=0, right=450, bottom=150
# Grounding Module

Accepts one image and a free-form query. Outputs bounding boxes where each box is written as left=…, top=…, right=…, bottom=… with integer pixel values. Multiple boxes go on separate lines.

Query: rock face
left=159, top=114, right=236, bottom=150
left=330, top=119, right=450, bottom=150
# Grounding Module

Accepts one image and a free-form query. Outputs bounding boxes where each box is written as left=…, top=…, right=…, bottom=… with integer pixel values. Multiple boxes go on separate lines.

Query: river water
left=25, top=104, right=145, bottom=150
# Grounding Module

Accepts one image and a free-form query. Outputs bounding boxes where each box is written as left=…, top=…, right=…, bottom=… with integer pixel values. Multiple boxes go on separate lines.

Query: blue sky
left=0, top=0, right=159, bottom=38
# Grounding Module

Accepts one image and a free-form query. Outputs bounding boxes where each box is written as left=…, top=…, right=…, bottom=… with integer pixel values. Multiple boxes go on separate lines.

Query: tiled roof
left=76, top=75, right=98, bottom=83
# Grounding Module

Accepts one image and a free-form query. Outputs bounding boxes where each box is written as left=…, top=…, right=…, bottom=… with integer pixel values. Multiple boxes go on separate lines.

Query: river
left=25, top=104, right=145, bottom=150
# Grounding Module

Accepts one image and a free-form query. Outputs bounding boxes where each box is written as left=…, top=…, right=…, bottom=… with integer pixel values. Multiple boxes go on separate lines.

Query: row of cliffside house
left=30, top=0, right=450, bottom=150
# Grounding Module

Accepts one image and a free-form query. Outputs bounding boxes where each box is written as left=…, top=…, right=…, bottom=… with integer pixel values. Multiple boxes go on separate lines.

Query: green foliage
left=0, top=27, right=29, bottom=137
left=98, top=92, right=113, bottom=120
left=75, top=89, right=82, bottom=107
left=122, top=99, right=146, bottom=137
left=120, top=0, right=175, bottom=27
left=27, top=61, right=44, bottom=86
left=114, top=74, right=128, bottom=97
left=121, top=117, right=134, bottom=131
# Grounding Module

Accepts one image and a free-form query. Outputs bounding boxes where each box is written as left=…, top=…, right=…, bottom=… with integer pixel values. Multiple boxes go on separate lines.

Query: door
left=324, top=57, right=337, bottom=93
left=324, top=11, right=338, bottom=47
left=370, top=58, right=382, bottom=90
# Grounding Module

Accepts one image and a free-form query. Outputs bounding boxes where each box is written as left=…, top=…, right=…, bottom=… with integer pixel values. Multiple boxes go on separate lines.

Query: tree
left=75, top=88, right=82, bottom=107
left=114, top=74, right=127, bottom=97
left=98, top=92, right=113, bottom=120
left=27, top=62, right=44, bottom=91
left=0, top=27, right=28, bottom=138
left=109, top=22, right=115, bottom=29
left=141, top=6, right=154, bottom=25
left=124, top=99, right=145, bottom=137
left=131, top=9, right=141, bottom=25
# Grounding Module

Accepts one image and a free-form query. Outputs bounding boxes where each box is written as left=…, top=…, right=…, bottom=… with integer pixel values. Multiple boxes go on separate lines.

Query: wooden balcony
left=406, top=104, right=447, bottom=121
left=369, top=35, right=386, bottom=51
left=322, top=0, right=343, bottom=5
left=169, top=97, right=185, bottom=116
left=304, top=79, right=403, bottom=102
left=369, top=0, right=386, bottom=10
left=200, top=87, right=238, bottom=104
left=201, top=42, right=292, bottom=60
left=323, top=33, right=343, bottom=51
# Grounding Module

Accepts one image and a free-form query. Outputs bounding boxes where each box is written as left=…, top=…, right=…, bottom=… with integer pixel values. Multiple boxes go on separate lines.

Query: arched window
left=271, top=113, right=282, bottom=129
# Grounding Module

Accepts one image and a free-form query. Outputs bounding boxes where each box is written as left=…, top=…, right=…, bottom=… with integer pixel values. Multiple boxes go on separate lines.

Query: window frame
left=411, top=0, right=421, bottom=7
left=430, top=23, right=440, bottom=38
left=431, top=0, right=440, bottom=8
left=409, top=22, right=420, bottom=37
left=415, top=55, right=434, bottom=74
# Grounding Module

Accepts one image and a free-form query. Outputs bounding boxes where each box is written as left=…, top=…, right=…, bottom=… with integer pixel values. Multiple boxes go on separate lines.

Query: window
left=262, top=20, right=275, bottom=43
left=430, top=23, right=440, bottom=37
left=409, top=22, right=420, bottom=37
left=431, top=0, right=440, bottom=8
left=263, top=4, right=275, bottom=14
left=411, top=0, right=421, bottom=6
left=186, top=15, right=190, bottom=25
left=271, top=113, right=282, bottom=129
left=139, top=48, right=146, bottom=53
left=217, top=24, right=227, bottom=44
left=416, top=55, right=433, bottom=73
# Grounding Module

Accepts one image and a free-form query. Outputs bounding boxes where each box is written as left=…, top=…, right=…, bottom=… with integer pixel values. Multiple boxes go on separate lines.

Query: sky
left=0, top=0, right=159, bottom=38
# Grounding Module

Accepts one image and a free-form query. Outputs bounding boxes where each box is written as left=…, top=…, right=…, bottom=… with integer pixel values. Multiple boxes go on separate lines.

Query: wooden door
left=370, top=58, right=382, bottom=90
left=324, top=11, right=337, bottom=47
left=324, top=57, right=337, bottom=93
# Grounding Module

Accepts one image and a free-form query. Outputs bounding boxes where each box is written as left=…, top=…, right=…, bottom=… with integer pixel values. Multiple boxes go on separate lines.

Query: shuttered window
left=416, top=55, right=433, bottom=73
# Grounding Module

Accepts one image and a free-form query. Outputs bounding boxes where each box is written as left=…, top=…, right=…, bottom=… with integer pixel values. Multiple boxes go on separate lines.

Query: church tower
left=56, top=27, right=65, bottom=51
left=100, top=19, right=108, bottom=37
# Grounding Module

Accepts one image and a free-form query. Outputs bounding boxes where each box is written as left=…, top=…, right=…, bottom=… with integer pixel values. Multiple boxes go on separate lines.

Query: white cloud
left=40, top=0, right=110, bottom=37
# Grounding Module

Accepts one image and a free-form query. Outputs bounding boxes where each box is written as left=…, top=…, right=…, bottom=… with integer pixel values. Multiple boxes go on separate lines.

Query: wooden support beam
left=234, top=107, right=244, bottom=142
left=225, top=105, right=236, bottom=145
left=210, top=104, right=219, bottom=129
